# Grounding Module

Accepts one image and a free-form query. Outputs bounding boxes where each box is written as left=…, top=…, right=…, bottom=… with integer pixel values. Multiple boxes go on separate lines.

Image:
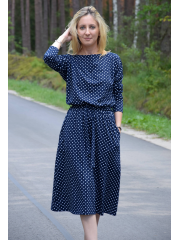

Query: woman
left=43, top=6, right=123, bottom=240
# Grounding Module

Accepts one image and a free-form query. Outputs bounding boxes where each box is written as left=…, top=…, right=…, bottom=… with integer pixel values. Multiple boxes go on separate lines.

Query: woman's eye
left=80, top=26, right=95, bottom=30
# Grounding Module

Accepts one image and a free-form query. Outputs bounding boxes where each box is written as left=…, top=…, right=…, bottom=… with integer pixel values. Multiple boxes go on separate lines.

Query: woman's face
left=77, top=14, right=100, bottom=47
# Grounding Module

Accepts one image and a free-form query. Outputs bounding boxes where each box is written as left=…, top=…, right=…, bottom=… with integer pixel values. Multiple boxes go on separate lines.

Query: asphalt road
left=8, top=93, right=171, bottom=240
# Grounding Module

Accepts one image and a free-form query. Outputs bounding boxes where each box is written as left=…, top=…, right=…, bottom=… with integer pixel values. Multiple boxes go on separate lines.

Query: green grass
left=122, top=106, right=170, bottom=139
left=8, top=78, right=171, bottom=140
left=8, top=78, right=69, bottom=110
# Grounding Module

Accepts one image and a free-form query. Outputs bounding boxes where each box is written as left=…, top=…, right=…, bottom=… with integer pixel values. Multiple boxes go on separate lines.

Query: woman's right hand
left=51, top=27, right=72, bottom=49
left=63, top=27, right=72, bottom=42
left=60, top=27, right=72, bottom=44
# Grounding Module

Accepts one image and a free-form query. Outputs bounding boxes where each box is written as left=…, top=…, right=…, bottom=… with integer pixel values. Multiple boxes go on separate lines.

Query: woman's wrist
left=117, top=126, right=122, bottom=131
left=57, top=35, right=66, bottom=44
left=51, top=35, right=66, bottom=49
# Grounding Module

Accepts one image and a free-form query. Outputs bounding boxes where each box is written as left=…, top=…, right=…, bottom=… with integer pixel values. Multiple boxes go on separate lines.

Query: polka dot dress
left=43, top=46, right=123, bottom=216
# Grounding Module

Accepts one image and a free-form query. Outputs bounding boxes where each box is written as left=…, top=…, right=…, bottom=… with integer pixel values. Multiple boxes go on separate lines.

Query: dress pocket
left=114, top=124, right=121, bottom=137
left=107, top=111, right=120, bottom=143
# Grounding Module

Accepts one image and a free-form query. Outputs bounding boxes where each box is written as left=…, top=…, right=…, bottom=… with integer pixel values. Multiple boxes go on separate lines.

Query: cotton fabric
left=43, top=46, right=123, bottom=216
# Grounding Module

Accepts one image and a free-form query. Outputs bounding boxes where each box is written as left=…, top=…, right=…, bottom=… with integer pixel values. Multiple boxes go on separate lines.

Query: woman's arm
left=51, top=27, right=72, bottom=50
left=114, top=112, right=123, bottom=133
left=113, top=56, right=123, bottom=133
left=51, top=35, right=66, bottom=50
left=43, top=28, right=72, bottom=80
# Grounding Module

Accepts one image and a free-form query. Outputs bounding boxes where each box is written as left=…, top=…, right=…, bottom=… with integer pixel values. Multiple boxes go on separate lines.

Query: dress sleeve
left=112, top=55, right=123, bottom=113
left=43, top=46, right=69, bottom=81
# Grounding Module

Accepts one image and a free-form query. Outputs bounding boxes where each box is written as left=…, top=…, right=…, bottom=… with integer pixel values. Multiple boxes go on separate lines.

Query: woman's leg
left=96, top=213, right=100, bottom=226
left=80, top=214, right=98, bottom=240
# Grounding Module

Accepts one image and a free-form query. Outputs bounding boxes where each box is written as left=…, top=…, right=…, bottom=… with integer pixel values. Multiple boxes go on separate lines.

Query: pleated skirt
left=51, top=103, right=121, bottom=216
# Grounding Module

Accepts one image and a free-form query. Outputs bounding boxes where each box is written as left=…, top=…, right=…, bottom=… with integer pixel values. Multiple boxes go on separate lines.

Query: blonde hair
left=66, top=6, right=111, bottom=57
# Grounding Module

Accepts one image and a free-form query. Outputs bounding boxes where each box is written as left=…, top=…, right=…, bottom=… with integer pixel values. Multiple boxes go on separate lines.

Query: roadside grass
left=8, top=78, right=69, bottom=110
left=8, top=78, right=171, bottom=140
left=122, top=106, right=170, bottom=139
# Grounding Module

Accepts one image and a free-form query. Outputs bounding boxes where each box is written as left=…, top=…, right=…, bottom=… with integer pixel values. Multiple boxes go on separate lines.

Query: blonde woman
left=44, top=6, right=123, bottom=240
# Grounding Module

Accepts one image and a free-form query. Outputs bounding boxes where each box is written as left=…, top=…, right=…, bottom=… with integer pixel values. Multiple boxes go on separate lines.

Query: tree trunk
left=20, top=0, right=26, bottom=54
left=96, top=0, right=103, bottom=16
left=124, top=0, right=135, bottom=16
left=69, top=0, right=73, bottom=17
left=8, top=0, right=12, bottom=17
left=102, top=0, right=107, bottom=19
left=43, top=0, right=48, bottom=52
left=86, top=0, right=91, bottom=6
left=109, top=0, right=113, bottom=29
left=117, top=0, right=124, bottom=34
left=79, top=0, right=84, bottom=9
left=113, top=0, right=118, bottom=39
left=133, top=0, right=140, bottom=48
left=139, top=0, right=147, bottom=58
left=8, top=0, right=12, bottom=52
left=72, top=0, right=80, bottom=15
left=147, top=10, right=150, bottom=47
left=35, top=0, right=41, bottom=57
left=11, top=0, right=15, bottom=52
left=50, top=0, right=57, bottom=43
left=91, top=0, right=95, bottom=7
left=26, top=0, right=31, bottom=53
left=48, top=0, right=51, bottom=41
left=58, top=0, right=66, bottom=54
left=39, top=0, right=43, bottom=55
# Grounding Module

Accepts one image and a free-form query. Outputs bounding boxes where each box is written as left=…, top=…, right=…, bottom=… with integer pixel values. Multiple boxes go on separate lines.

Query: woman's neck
left=78, top=45, right=100, bottom=55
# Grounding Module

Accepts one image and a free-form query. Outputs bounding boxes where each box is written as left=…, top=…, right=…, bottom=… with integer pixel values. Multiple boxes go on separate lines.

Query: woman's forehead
left=78, top=15, right=98, bottom=26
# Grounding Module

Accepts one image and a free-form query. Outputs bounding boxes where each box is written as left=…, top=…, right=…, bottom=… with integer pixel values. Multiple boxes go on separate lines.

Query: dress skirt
left=51, top=103, right=121, bottom=216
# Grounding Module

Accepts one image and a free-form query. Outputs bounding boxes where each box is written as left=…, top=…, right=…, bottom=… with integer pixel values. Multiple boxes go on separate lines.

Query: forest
left=8, top=0, right=171, bottom=122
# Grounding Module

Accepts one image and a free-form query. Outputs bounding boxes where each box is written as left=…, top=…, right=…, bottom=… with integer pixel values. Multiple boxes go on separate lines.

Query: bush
left=116, top=43, right=171, bottom=118
left=8, top=54, right=66, bottom=91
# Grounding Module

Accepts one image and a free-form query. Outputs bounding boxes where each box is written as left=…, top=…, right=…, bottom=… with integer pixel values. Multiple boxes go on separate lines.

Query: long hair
left=66, top=6, right=111, bottom=57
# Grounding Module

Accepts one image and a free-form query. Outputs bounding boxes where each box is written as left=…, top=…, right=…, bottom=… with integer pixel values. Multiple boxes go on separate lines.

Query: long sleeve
left=43, top=46, right=69, bottom=81
left=112, top=56, right=123, bottom=113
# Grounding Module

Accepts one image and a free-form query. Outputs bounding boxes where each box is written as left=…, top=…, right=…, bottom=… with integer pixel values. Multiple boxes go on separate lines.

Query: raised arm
left=43, top=28, right=72, bottom=81
left=51, top=27, right=72, bottom=50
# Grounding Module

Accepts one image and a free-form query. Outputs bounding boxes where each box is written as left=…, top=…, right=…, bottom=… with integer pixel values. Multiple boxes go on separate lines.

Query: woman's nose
left=85, top=27, right=90, bottom=34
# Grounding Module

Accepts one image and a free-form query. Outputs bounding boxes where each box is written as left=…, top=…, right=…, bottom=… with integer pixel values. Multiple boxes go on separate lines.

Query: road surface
left=8, top=93, right=171, bottom=240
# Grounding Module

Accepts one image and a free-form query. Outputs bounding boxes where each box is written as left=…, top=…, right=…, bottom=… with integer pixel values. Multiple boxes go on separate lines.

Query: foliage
left=160, top=15, right=171, bottom=22
left=105, top=1, right=171, bottom=55
left=137, top=0, right=171, bottom=53
left=139, top=44, right=171, bottom=95
left=106, top=14, right=136, bottom=51
left=8, top=14, right=14, bottom=45
left=106, top=36, right=171, bottom=118
left=137, top=1, right=171, bottom=25
left=8, top=54, right=66, bottom=91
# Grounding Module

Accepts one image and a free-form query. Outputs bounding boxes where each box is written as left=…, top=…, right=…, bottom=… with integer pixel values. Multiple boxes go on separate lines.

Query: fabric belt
left=70, top=103, right=113, bottom=111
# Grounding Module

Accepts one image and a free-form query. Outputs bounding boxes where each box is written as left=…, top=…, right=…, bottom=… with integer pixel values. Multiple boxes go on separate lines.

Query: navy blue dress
left=43, top=46, right=123, bottom=216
